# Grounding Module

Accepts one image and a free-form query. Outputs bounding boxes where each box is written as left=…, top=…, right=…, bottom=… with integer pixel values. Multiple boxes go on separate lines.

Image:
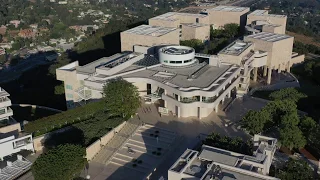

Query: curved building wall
left=158, top=46, right=196, bottom=67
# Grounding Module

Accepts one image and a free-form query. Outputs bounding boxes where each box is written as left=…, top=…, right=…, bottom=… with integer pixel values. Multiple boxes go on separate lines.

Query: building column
left=253, top=67, right=258, bottom=82
left=227, top=91, right=231, bottom=98
left=277, top=64, right=281, bottom=73
left=222, top=97, right=225, bottom=104
left=267, top=67, right=272, bottom=85
left=215, top=104, right=218, bottom=113
left=263, top=65, right=268, bottom=77
left=286, top=61, right=291, bottom=72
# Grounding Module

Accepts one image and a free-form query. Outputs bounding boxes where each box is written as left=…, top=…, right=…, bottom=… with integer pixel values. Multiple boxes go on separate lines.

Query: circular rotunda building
left=158, top=46, right=197, bottom=67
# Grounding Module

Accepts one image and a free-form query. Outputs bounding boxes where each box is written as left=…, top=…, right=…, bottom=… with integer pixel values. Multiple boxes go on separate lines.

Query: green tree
left=180, top=39, right=204, bottom=53
left=102, top=78, right=140, bottom=118
left=48, top=53, right=71, bottom=77
left=223, top=23, right=240, bottom=38
left=241, top=109, right=271, bottom=134
left=54, top=84, right=65, bottom=95
left=269, top=88, right=306, bottom=103
left=299, top=116, right=316, bottom=137
left=32, top=144, right=86, bottom=180
left=279, top=125, right=306, bottom=150
left=276, top=158, right=314, bottom=180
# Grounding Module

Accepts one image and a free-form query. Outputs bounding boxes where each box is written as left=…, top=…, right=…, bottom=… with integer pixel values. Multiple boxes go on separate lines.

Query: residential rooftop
left=207, top=6, right=249, bottom=12
left=122, top=25, right=178, bottom=37
left=246, top=32, right=292, bottom=42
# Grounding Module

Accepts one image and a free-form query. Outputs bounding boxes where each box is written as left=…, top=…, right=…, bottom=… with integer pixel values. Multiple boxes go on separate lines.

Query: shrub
left=32, top=144, right=86, bottom=180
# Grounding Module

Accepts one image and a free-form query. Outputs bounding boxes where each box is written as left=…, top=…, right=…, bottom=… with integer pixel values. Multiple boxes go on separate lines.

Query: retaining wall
left=86, top=121, right=127, bottom=161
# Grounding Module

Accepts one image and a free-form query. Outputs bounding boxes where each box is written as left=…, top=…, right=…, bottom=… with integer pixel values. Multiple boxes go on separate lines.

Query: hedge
left=24, top=101, right=105, bottom=136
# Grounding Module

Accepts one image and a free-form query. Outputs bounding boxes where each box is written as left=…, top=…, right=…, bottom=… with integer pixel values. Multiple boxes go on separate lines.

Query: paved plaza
left=85, top=96, right=268, bottom=180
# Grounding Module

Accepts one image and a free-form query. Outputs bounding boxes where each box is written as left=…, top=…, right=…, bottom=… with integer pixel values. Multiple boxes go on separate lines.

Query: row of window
left=163, top=59, right=193, bottom=64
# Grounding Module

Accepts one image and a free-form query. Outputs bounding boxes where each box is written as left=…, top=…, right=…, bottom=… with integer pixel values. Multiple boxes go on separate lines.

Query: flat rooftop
left=207, top=5, right=249, bottom=12
left=119, top=55, right=236, bottom=90
left=219, top=41, right=252, bottom=56
left=246, top=32, right=292, bottom=42
left=182, top=23, right=209, bottom=28
left=150, top=12, right=208, bottom=21
left=169, top=145, right=278, bottom=180
left=123, top=25, right=177, bottom=37
left=249, top=10, right=286, bottom=18
left=76, top=53, right=140, bottom=74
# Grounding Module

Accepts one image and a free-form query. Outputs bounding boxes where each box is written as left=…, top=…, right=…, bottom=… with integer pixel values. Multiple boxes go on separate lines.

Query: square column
left=227, top=91, right=231, bottom=98
left=215, top=104, right=218, bottom=113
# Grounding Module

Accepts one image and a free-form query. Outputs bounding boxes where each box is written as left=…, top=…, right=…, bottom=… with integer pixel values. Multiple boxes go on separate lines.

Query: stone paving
left=104, top=124, right=178, bottom=180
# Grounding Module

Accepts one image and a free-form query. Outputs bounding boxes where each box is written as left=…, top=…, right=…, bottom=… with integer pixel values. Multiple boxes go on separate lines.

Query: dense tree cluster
left=241, top=98, right=314, bottom=150
left=203, top=132, right=253, bottom=156
left=293, top=41, right=320, bottom=55
left=32, top=144, right=86, bottom=180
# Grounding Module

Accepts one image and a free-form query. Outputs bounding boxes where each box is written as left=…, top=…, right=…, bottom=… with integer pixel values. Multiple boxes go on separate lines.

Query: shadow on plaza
left=106, top=107, right=250, bottom=180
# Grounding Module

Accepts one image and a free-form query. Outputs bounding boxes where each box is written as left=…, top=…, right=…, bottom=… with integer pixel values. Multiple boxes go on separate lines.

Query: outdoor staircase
left=92, top=118, right=141, bottom=164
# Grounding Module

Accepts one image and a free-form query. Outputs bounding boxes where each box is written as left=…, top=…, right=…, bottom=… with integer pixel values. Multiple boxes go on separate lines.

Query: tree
left=32, top=144, right=86, bottom=180
left=180, top=39, right=204, bottom=53
left=279, top=125, right=306, bottom=150
left=103, top=78, right=140, bottom=119
left=223, top=23, right=240, bottom=38
left=241, top=109, right=271, bottom=135
left=269, top=88, right=306, bottom=103
left=276, top=158, right=314, bottom=180
left=48, top=53, right=71, bottom=77
left=299, top=116, right=316, bottom=137
left=54, top=84, right=65, bottom=95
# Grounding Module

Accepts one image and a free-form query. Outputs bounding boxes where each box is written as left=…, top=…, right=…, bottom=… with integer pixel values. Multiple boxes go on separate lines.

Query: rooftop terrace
left=123, top=25, right=177, bottom=37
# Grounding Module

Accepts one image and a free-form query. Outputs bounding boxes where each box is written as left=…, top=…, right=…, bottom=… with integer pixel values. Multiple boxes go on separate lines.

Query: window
left=164, top=60, right=168, bottom=63
left=196, top=18, right=199, bottom=23
left=184, top=59, right=192, bottom=63
left=67, top=93, right=73, bottom=99
left=0, top=108, right=5, bottom=115
left=66, top=84, right=73, bottom=90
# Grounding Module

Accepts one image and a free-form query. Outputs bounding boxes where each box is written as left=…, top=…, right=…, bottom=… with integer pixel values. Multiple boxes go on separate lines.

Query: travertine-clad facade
left=120, top=25, right=180, bottom=52
left=180, top=23, right=210, bottom=41
left=205, top=6, right=250, bottom=28
left=247, top=10, right=287, bottom=34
